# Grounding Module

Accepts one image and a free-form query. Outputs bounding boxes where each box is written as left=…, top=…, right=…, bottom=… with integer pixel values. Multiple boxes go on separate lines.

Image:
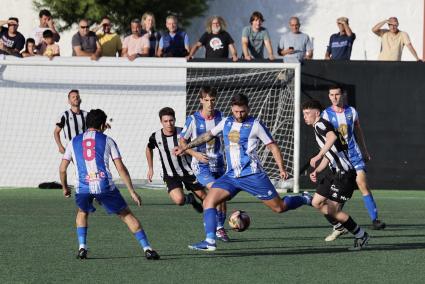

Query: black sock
left=324, top=214, right=339, bottom=226
left=342, top=216, right=363, bottom=237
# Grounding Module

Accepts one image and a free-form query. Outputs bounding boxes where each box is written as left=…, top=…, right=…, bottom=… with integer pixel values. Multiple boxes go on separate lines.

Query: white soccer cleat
left=325, top=228, right=348, bottom=242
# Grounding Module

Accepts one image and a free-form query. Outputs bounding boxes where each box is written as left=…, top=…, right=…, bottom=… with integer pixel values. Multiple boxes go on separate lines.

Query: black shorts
left=316, top=169, right=357, bottom=204
left=163, top=174, right=205, bottom=193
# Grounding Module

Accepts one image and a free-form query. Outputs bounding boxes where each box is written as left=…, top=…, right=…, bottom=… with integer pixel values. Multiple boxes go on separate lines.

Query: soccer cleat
left=302, top=191, right=313, bottom=206
left=187, top=193, right=203, bottom=213
left=188, top=240, right=216, bottom=251
left=144, top=249, right=160, bottom=260
left=76, top=248, right=88, bottom=259
left=216, top=228, right=230, bottom=242
left=372, top=219, right=386, bottom=230
left=348, top=232, right=370, bottom=251
left=325, top=228, right=348, bottom=242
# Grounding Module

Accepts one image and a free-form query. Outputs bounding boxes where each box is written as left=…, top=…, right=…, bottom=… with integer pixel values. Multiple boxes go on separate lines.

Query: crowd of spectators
left=0, top=9, right=422, bottom=61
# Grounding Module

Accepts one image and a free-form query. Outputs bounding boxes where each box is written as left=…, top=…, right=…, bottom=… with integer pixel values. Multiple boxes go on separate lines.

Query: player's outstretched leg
left=119, top=208, right=160, bottom=260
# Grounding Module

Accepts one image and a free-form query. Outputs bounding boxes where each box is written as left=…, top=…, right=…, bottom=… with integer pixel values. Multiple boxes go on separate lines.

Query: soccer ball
left=228, top=210, right=251, bottom=232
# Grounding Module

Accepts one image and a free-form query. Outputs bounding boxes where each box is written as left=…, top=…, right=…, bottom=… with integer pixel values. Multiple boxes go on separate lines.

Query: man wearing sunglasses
left=72, top=19, right=102, bottom=60
left=372, top=17, right=422, bottom=61
left=0, top=17, right=25, bottom=57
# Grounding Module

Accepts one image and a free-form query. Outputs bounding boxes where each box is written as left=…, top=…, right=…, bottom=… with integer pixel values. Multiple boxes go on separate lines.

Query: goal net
left=187, top=62, right=301, bottom=192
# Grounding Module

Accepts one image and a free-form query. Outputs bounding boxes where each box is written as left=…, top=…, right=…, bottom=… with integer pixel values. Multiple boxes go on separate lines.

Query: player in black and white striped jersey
left=146, top=107, right=206, bottom=213
left=54, top=89, right=87, bottom=154
left=303, top=100, right=370, bottom=251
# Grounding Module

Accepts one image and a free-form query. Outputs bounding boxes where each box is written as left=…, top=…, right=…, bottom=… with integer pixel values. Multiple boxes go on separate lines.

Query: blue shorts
left=349, top=153, right=366, bottom=171
left=196, top=166, right=225, bottom=186
left=75, top=189, right=128, bottom=214
left=211, top=172, right=278, bottom=200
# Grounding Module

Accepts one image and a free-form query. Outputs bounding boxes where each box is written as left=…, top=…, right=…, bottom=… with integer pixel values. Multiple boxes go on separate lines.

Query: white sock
left=206, top=238, right=216, bottom=244
left=79, top=244, right=87, bottom=250
left=143, top=246, right=153, bottom=252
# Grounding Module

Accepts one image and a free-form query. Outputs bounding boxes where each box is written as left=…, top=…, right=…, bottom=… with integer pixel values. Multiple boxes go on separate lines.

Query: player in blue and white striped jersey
left=320, top=85, right=385, bottom=241
left=174, top=94, right=311, bottom=251
left=179, top=87, right=229, bottom=241
left=59, top=109, right=159, bottom=260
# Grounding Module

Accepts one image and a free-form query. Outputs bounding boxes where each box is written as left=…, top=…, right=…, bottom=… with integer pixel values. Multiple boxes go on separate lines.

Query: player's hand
left=147, top=168, right=154, bottom=183
left=310, top=154, right=321, bottom=168
left=279, top=169, right=288, bottom=180
left=310, top=171, right=317, bottom=183
left=194, top=152, right=209, bottom=164
left=173, top=146, right=185, bottom=156
left=128, top=54, right=137, bottom=61
left=63, top=187, right=71, bottom=198
left=131, top=191, right=142, bottom=206
left=363, top=152, right=371, bottom=162
left=243, top=54, right=252, bottom=61
left=269, top=55, right=275, bottom=61
left=231, top=55, right=238, bottom=62
left=90, top=53, right=99, bottom=61
left=59, top=146, right=65, bottom=154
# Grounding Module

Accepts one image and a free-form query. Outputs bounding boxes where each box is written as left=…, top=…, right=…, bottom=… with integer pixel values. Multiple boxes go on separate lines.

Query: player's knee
left=311, top=199, right=323, bottom=209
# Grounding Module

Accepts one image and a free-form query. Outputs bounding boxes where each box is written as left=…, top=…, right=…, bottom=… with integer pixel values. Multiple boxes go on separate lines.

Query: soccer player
left=146, top=107, right=206, bottom=213
left=318, top=85, right=385, bottom=241
left=303, top=100, right=370, bottom=250
left=179, top=87, right=229, bottom=242
left=59, top=109, right=159, bottom=260
left=54, top=90, right=87, bottom=154
left=174, top=94, right=311, bottom=251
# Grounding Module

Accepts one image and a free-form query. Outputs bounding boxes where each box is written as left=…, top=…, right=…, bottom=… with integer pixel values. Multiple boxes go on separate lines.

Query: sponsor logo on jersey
left=85, top=171, right=106, bottom=182
left=199, top=124, right=205, bottom=129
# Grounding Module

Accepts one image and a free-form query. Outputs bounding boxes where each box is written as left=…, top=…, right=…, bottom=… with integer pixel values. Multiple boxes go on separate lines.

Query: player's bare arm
left=145, top=146, right=154, bottom=182
left=114, top=158, right=141, bottom=207
left=353, top=120, right=371, bottom=161
left=310, top=130, right=337, bottom=167
left=59, top=159, right=71, bottom=197
left=174, top=131, right=214, bottom=155
left=310, top=156, right=329, bottom=183
left=179, top=137, right=209, bottom=163
left=53, top=126, right=65, bottom=154
left=266, top=142, right=288, bottom=179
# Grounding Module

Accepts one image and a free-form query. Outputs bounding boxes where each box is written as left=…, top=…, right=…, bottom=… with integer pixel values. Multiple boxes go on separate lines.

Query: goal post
left=0, top=57, right=300, bottom=192
left=187, top=62, right=301, bottom=193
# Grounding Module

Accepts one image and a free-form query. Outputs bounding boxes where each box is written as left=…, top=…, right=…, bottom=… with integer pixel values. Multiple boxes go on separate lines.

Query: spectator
left=21, top=38, right=36, bottom=57
left=72, top=19, right=102, bottom=60
left=121, top=19, right=150, bottom=61
left=0, top=17, right=25, bottom=57
left=141, top=12, right=161, bottom=57
left=241, top=11, right=274, bottom=60
left=372, top=17, right=421, bottom=61
left=325, top=17, right=355, bottom=60
left=31, top=9, right=60, bottom=49
left=37, top=29, right=60, bottom=59
left=92, top=16, right=122, bottom=57
left=157, top=15, right=190, bottom=57
left=187, top=16, right=237, bottom=61
left=278, top=17, right=313, bottom=62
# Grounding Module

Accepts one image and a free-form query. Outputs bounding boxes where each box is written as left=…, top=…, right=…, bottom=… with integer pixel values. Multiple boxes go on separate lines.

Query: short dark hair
left=68, top=89, right=79, bottom=98
left=131, top=18, right=141, bottom=24
left=39, top=9, right=52, bottom=18
left=43, top=29, right=53, bottom=38
left=302, top=100, right=323, bottom=111
left=250, top=11, right=264, bottom=23
left=158, top=107, right=175, bottom=119
left=199, top=86, right=217, bottom=99
left=8, top=17, right=19, bottom=23
left=329, top=84, right=343, bottom=92
left=231, top=93, right=249, bottom=107
left=86, top=109, right=107, bottom=129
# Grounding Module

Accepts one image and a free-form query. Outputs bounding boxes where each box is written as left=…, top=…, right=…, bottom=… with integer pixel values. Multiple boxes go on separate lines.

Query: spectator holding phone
left=278, top=16, right=313, bottom=62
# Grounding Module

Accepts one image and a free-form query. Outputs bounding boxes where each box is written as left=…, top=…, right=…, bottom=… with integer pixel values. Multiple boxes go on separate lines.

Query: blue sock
left=363, top=194, right=378, bottom=221
left=204, top=208, right=217, bottom=242
left=76, top=227, right=87, bottom=249
left=216, top=211, right=226, bottom=229
left=282, top=196, right=305, bottom=211
left=134, top=230, right=151, bottom=251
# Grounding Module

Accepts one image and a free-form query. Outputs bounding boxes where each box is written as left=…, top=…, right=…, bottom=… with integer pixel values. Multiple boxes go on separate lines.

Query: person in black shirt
left=0, top=17, right=25, bottom=57
left=302, top=100, right=370, bottom=251
left=187, top=16, right=237, bottom=61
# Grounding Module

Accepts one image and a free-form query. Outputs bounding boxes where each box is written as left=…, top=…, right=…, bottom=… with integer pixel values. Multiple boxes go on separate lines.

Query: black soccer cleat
left=348, top=232, right=370, bottom=251
left=145, top=249, right=160, bottom=260
left=372, top=219, right=386, bottom=230
left=76, top=248, right=88, bottom=259
left=187, top=193, right=203, bottom=213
